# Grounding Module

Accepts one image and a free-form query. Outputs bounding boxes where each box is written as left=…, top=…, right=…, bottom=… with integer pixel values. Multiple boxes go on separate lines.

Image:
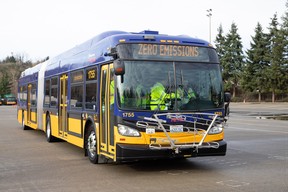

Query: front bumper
left=116, top=140, right=227, bottom=162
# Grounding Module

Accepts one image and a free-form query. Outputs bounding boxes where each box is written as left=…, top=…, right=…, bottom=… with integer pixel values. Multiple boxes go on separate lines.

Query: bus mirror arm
left=105, top=47, right=118, bottom=59
left=120, top=75, right=124, bottom=83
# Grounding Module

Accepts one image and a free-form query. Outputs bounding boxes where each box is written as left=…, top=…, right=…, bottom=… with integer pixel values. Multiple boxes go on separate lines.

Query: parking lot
left=0, top=103, right=287, bottom=192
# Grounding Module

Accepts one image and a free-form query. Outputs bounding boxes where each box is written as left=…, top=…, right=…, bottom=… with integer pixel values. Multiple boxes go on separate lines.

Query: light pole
left=206, top=9, right=212, bottom=43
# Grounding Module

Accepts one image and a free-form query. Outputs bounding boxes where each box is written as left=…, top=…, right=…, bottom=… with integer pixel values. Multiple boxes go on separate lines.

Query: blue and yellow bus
left=17, top=30, right=230, bottom=164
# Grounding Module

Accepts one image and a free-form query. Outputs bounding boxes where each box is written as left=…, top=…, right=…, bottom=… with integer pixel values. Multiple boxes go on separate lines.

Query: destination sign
left=117, top=43, right=218, bottom=62
left=137, top=44, right=199, bottom=57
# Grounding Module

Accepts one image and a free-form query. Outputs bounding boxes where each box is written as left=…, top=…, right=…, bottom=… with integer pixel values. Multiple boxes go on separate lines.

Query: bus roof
left=19, top=60, right=49, bottom=85
left=20, top=30, right=211, bottom=80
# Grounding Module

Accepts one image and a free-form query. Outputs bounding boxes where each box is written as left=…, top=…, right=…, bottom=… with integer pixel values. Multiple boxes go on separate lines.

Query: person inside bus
left=150, top=81, right=178, bottom=110
left=177, top=81, right=196, bottom=104
left=150, top=81, right=196, bottom=110
left=110, top=79, right=115, bottom=107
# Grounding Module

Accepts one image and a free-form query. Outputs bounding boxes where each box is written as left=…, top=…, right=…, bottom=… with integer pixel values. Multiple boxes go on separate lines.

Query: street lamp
left=206, top=9, right=212, bottom=43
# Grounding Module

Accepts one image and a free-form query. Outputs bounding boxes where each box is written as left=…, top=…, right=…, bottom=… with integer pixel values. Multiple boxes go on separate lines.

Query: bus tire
left=86, top=125, right=98, bottom=164
left=46, top=115, right=56, bottom=142
left=21, top=111, right=28, bottom=130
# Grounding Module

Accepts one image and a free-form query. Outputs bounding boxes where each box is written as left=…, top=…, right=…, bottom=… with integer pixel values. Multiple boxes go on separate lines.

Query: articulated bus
left=17, top=30, right=230, bottom=164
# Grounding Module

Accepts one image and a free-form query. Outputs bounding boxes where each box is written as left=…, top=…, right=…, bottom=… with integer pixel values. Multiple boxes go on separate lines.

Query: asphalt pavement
left=0, top=103, right=287, bottom=192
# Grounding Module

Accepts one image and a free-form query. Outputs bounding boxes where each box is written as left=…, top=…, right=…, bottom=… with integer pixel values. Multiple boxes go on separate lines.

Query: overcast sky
left=0, top=0, right=286, bottom=61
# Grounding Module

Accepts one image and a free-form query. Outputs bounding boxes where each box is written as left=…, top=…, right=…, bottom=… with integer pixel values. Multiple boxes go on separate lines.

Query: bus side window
left=50, top=77, right=58, bottom=107
left=22, top=85, right=27, bottom=102
left=44, top=79, right=50, bottom=106
left=85, top=82, right=97, bottom=110
left=70, top=70, right=84, bottom=109
left=71, top=85, right=83, bottom=109
left=31, top=85, right=37, bottom=106
left=18, top=86, right=22, bottom=102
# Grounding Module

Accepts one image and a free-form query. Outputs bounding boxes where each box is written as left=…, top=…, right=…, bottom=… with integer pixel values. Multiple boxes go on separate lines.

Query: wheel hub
left=88, top=132, right=96, bottom=157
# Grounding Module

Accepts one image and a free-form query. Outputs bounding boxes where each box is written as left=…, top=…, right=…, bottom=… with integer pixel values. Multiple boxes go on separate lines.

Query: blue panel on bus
left=21, top=30, right=211, bottom=82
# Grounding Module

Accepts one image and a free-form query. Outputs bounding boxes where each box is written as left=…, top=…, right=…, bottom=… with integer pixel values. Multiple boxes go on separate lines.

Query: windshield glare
left=116, top=61, right=223, bottom=111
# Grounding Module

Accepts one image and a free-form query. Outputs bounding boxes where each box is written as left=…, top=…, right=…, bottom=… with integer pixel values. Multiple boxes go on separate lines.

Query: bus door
left=59, top=74, right=68, bottom=138
left=100, top=64, right=115, bottom=157
left=27, top=84, right=32, bottom=123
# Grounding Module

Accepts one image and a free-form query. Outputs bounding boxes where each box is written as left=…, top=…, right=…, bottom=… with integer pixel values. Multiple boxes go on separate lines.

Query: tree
left=221, top=22, right=244, bottom=97
left=1, top=55, right=16, bottom=63
left=242, top=22, right=269, bottom=102
left=265, top=13, right=286, bottom=102
left=215, top=24, right=226, bottom=61
left=280, top=1, right=288, bottom=92
left=0, top=69, right=12, bottom=96
left=282, top=1, right=288, bottom=59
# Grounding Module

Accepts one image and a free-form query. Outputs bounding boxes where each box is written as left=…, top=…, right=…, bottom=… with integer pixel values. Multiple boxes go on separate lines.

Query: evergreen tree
left=3, top=55, right=16, bottom=63
left=283, top=1, right=288, bottom=61
left=280, top=1, right=288, bottom=92
left=265, top=13, right=286, bottom=102
left=242, top=23, right=269, bottom=102
left=0, top=70, right=12, bottom=95
left=221, top=22, right=244, bottom=97
left=215, top=24, right=226, bottom=61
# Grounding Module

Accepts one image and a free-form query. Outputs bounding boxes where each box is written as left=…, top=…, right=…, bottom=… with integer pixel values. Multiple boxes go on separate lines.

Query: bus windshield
left=116, top=61, right=224, bottom=111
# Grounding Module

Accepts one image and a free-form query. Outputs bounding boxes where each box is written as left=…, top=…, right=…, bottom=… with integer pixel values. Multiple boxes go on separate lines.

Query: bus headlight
left=118, top=124, right=141, bottom=137
left=208, top=124, right=223, bottom=135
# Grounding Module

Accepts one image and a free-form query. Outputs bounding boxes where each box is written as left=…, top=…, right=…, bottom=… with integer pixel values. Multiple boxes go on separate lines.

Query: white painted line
left=227, top=126, right=288, bottom=134
left=216, top=180, right=250, bottom=188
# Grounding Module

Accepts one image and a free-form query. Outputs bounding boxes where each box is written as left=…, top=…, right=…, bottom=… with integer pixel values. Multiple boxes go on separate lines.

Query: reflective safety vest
left=150, top=82, right=177, bottom=110
left=110, top=80, right=114, bottom=105
left=150, top=82, right=166, bottom=110
left=177, top=87, right=196, bottom=104
left=150, top=83, right=196, bottom=110
left=187, top=88, right=196, bottom=99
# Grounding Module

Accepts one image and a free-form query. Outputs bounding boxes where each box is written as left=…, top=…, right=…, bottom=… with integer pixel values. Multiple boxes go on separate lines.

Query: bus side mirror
left=224, top=92, right=231, bottom=103
left=113, top=59, right=125, bottom=76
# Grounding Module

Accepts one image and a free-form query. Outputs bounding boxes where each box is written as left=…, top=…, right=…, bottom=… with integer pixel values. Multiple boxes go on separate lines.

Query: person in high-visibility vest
left=150, top=82, right=177, bottom=110
left=150, top=82, right=165, bottom=110
left=177, top=86, right=196, bottom=104
left=110, top=80, right=115, bottom=106
left=150, top=82, right=196, bottom=110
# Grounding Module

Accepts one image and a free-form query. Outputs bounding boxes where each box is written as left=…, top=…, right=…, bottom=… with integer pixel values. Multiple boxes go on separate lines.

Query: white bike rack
left=136, top=113, right=223, bottom=154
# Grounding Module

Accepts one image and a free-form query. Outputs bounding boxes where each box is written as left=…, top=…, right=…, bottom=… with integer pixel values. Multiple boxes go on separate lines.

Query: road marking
left=216, top=180, right=250, bottom=188
left=226, top=119, right=288, bottom=129
left=160, top=169, right=189, bottom=176
left=228, top=126, right=288, bottom=134
left=268, top=155, right=288, bottom=161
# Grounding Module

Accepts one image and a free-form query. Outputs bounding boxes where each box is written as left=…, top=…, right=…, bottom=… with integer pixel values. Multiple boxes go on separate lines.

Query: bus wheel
left=21, top=112, right=28, bottom=130
left=46, top=115, right=56, bottom=142
left=86, top=125, right=98, bottom=164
